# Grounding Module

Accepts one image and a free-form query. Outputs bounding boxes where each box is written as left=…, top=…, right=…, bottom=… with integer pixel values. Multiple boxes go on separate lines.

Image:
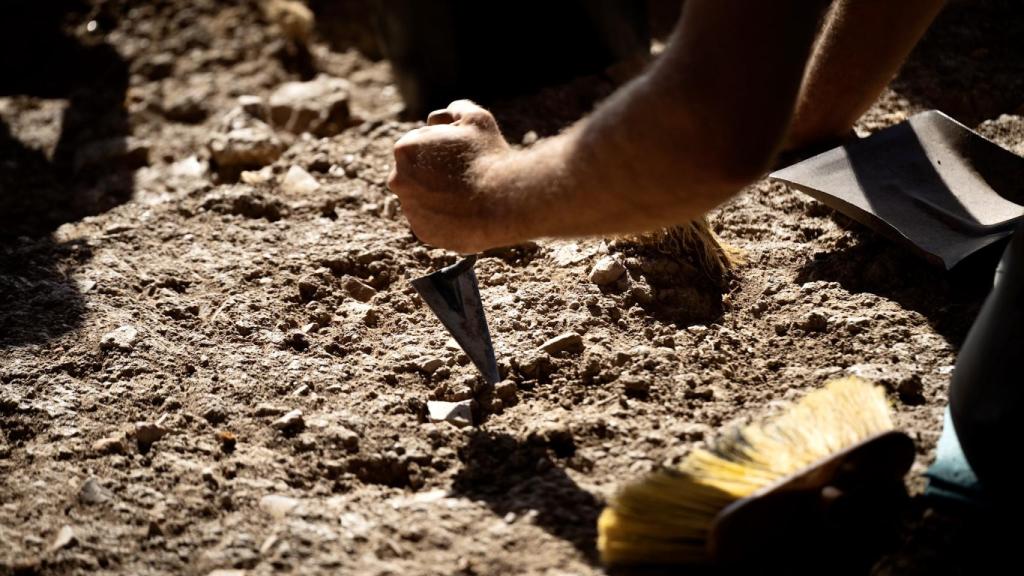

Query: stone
left=170, top=155, right=207, bottom=179
left=48, top=525, right=77, bottom=552
left=268, top=75, right=352, bottom=136
left=92, top=436, right=125, bottom=455
left=547, top=241, right=601, bottom=266
left=611, top=350, right=633, bottom=367
left=448, top=385, right=474, bottom=402
left=516, top=352, right=553, bottom=379
left=259, top=494, right=299, bottom=519
left=280, top=165, right=320, bottom=195
left=843, top=316, right=872, bottom=334
left=134, top=421, right=169, bottom=447
left=799, top=310, right=829, bottom=332
left=540, top=332, right=584, bottom=355
left=208, top=111, right=286, bottom=173
left=78, top=477, right=109, bottom=505
left=621, top=374, right=651, bottom=395
left=427, top=400, right=474, bottom=427
left=162, top=88, right=209, bottom=123
left=272, top=409, right=305, bottom=432
left=203, top=405, right=228, bottom=425
left=589, top=256, right=627, bottom=286
left=845, top=364, right=924, bottom=404
left=237, top=95, right=268, bottom=121
left=417, top=357, right=444, bottom=375
left=684, top=386, right=715, bottom=401
left=283, top=330, right=310, bottom=351
left=297, top=274, right=322, bottom=301
left=494, top=380, right=517, bottom=401
left=326, top=425, right=359, bottom=451
left=341, top=301, right=378, bottom=327
left=674, top=422, right=712, bottom=441
left=342, top=276, right=377, bottom=302
left=100, top=325, right=140, bottom=351
left=255, top=403, right=286, bottom=417
left=208, top=124, right=285, bottom=171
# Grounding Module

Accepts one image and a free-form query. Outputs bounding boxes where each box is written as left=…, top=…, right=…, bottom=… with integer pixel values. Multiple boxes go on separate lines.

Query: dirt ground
left=2, top=1, right=1024, bottom=575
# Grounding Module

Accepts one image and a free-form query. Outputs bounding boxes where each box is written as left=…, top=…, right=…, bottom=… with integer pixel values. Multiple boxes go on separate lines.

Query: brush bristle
left=597, top=377, right=894, bottom=566
left=625, top=219, right=743, bottom=286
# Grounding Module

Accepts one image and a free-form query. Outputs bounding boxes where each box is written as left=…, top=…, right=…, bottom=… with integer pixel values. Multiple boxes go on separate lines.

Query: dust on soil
left=2, top=1, right=1024, bottom=574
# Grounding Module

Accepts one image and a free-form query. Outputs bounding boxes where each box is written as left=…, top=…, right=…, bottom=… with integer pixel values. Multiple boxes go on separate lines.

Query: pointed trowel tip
left=411, top=256, right=500, bottom=384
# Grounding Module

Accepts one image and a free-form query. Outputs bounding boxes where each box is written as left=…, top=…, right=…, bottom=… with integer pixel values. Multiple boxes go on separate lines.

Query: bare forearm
left=479, top=0, right=832, bottom=243
left=785, top=0, right=944, bottom=151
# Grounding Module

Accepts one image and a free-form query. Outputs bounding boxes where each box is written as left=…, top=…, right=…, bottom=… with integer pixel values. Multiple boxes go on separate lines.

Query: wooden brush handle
left=708, top=431, right=915, bottom=573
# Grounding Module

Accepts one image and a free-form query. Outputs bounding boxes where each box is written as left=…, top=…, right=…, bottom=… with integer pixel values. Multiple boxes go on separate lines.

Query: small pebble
left=799, top=311, right=829, bottom=332
left=48, top=525, right=77, bottom=552
left=259, top=494, right=299, bottom=519
left=427, top=400, right=474, bottom=427
left=280, top=165, right=320, bottom=195
left=78, top=477, right=109, bottom=505
left=588, top=256, right=626, bottom=286
left=92, top=436, right=125, bottom=455
left=100, top=325, right=139, bottom=352
left=417, top=357, right=444, bottom=375
left=272, top=409, right=305, bottom=432
left=540, top=332, right=584, bottom=355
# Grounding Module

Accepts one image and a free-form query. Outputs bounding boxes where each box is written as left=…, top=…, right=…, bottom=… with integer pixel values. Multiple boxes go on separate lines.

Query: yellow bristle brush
left=598, top=377, right=915, bottom=570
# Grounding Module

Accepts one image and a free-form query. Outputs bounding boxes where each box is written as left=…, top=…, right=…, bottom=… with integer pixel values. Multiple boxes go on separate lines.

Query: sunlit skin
left=388, top=0, right=944, bottom=253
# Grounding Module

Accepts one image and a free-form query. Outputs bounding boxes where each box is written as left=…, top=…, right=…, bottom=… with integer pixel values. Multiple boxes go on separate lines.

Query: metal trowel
left=411, top=255, right=500, bottom=384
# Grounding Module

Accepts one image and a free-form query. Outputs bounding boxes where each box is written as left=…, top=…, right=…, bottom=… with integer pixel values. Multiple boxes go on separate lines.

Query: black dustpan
left=771, top=110, right=1024, bottom=269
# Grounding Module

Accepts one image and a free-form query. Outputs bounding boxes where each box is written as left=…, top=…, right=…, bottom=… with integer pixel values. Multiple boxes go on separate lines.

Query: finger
left=446, top=99, right=496, bottom=129
left=386, top=166, right=401, bottom=192
left=427, top=109, right=456, bottom=125
left=393, top=134, right=419, bottom=168
left=393, top=123, right=458, bottom=158
left=447, top=99, right=483, bottom=116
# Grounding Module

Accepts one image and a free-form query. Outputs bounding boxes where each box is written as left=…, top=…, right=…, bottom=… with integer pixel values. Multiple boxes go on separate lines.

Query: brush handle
left=950, top=224, right=1024, bottom=498
left=709, top=431, right=914, bottom=571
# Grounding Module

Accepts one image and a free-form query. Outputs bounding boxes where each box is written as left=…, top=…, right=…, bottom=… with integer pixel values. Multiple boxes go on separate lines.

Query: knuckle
left=393, top=138, right=417, bottom=160
left=449, top=98, right=476, bottom=109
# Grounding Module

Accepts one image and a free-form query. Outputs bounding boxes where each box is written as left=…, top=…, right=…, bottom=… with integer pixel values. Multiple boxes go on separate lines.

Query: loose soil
left=3, top=1, right=1024, bottom=574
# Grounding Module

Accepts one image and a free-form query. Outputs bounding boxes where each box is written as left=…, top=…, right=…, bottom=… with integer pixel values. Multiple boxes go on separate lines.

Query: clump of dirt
left=2, top=1, right=1023, bottom=575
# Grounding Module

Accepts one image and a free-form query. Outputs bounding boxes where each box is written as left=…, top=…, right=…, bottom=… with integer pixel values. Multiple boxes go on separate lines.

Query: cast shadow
left=795, top=229, right=997, bottom=349
left=794, top=113, right=1022, bottom=347
left=875, top=497, right=1023, bottom=575
left=450, top=429, right=602, bottom=563
left=1, top=1, right=134, bottom=347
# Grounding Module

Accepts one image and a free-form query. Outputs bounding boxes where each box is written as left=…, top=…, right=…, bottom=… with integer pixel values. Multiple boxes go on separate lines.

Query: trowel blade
left=411, top=255, right=500, bottom=384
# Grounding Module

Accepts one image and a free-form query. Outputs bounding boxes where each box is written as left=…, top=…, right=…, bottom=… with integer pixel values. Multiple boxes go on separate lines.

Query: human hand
left=388, top=100, right=514, bottom=253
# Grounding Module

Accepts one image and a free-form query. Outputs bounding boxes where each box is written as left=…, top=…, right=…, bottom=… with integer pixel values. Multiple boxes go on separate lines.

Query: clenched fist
left=388, top=100, right=515, bottom=253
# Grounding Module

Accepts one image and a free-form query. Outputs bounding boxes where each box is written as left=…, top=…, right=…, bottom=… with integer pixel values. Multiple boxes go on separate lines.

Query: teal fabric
left=925, top=407, right=986, bottom=504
